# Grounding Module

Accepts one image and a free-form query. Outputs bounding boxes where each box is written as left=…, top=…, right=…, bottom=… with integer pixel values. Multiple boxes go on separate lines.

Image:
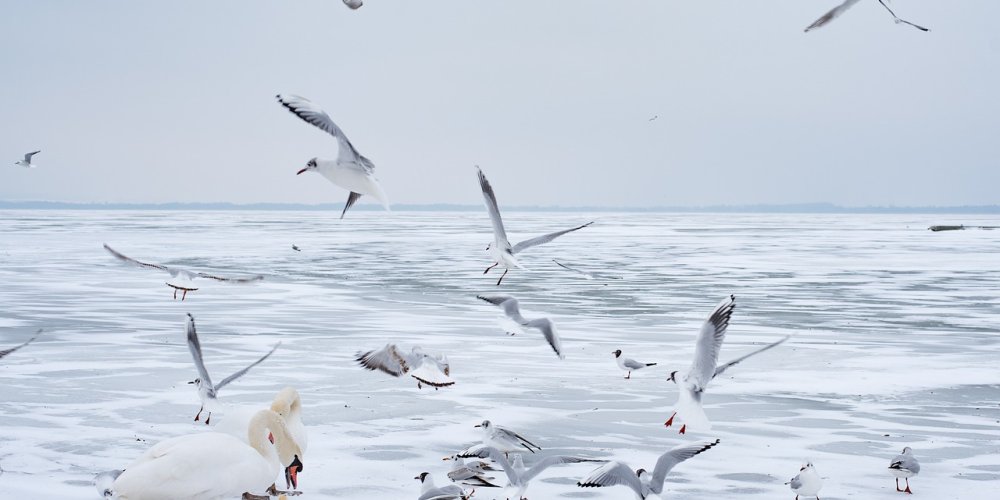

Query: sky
left=0, top=0, right=997, bottom=208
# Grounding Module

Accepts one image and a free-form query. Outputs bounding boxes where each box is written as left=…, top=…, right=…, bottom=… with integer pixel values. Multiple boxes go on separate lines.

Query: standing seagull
left=613, top=349, right=657, bottom=379
left=457, top=445, right=600, bottom=500
left=0, top=330, right=41, bottom=361
left=577, top=439, right=720, bottom=499
left=14, top=150, right=40, bottom=168
left=355, top=343, right=455, bottom=389
left=805, top=0, right=929, bottom=32
left=787, top=461, right=823, bottom=500
left=477, top=295, right=565, bottom=359
left=476, top=166, right=592, bottom=285
left=186, top=314, right=280, bottom=425
left=888, top=446, right=920, bottom=494
left=664, top=295, right=790, bottom=434
left=474, top=420, right=542, bottom=456
left=103, top=244, right=263, bottom=300
left=276, top=94, right=389, bottom=219
left=343, top=0, right=363, bottom=9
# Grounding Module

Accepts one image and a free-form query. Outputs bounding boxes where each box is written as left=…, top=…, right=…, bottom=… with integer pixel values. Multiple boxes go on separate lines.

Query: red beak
left=268, top=432, right=274, bottom=444
left=296, top=167, right=308, bottom=175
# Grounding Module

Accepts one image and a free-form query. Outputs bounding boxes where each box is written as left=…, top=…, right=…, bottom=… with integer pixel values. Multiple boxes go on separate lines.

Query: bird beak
left=187, top=380, right=195, bottom=385
left=285, top=456, right=302, bottom=489
left=474, top=424, right=482, bottom=428
left=442, top=456, right=452, bottom=461
left=296, top=167, right=309, bottom=175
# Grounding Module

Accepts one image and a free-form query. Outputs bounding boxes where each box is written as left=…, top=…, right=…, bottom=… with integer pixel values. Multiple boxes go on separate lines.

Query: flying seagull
left=291, top=244, right=301, bottom=252
left=457, top=445, right=600, bottom=500
left=0, top=330, right=41, bottom=361
left=664, top=295, right=790, bottom=434
left=15, top=150, right=40, bottom=168
left=186, top=314, right=280, bottom=425
left=355, top=344, right=454, bottom=389
left=552, top=259, right=622, bottom=281
left=613, top=349, right=657, bottom=379
left=476, top=166, right=592, bottom=285
left=343, top=0, right=363, bottom=9
left=888, top=446, right=920, bottom=493
left=577, top=439, right=720, bottom=499
left=276, top=94, right=389, bottom=219
left=103, top=244, right=263, bottom=300
left=805, top=0, right=929, bottom=32
left=477, top=295, right=564, bottom=359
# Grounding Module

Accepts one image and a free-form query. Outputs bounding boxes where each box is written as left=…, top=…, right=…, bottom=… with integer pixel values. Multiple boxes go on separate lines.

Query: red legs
left=904, top=478, right=912, bottom=494
left=664, top=412, right=676, bottom=427
left=205, top=411, right=212, bottom=425
left=484, top=262, right=498, bottom=274
left=496, top=268, right=509, bottom=286
left=194, top=405, right=203, bottom=422
left=679, top=424, right=686, bottom=434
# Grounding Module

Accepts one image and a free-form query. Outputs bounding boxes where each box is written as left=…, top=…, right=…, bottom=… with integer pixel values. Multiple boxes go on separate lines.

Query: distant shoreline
left=0, top=201, right=998, bottom=214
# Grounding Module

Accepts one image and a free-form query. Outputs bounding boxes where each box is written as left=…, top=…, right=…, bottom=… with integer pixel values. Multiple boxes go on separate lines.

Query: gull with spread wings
left=355, top=344, right=455, bottom=389
left=103, top=244, right=263, bottom=300
left=476, top=166, right=592, bottom=285
left=805, top=0, right=929, bottom=32
left=15, top=150, right=41, bottom=168
left=1, top=330, right=41, bottom=361
left=457, top=445, right=600, bottom=500
left=577, top=440, right=720, bottom=499
left=477, top=295, right=565, bottom=359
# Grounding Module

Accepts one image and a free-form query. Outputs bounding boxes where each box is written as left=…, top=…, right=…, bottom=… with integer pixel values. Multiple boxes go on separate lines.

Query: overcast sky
left=1, top=1, right=997, bottom=207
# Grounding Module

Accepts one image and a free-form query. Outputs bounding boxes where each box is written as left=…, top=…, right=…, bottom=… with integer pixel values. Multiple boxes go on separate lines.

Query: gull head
left=187, top=377, right=202, bottom=387
left=414, top=472, right=430, bottom=483
left=901, top=446, right=913, bottom=455
left=667, top=370, right=679, bottom=384
left=612, top=349, right=622, bottom=358
left=474, top=419, right=492, bottom=431
left=485, top=242, right=492, bottom=251
left=800, top=460, right=814, bottom=472
left=296, top=158, right=318, bottom=175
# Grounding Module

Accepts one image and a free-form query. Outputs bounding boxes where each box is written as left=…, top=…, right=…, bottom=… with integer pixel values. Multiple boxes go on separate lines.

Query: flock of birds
left=3, top=1, right=936, bottom=499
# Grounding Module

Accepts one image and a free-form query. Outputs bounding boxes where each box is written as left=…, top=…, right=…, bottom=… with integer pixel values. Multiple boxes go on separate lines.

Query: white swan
left=105, top=409, right=301, bottom=500
left=270, top=387, right=307, bottom=490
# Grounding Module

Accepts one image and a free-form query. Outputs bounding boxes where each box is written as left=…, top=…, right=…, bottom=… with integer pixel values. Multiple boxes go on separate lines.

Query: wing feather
left=804, top=0, right=862, bottom=32
left=577, top=461, right=643, bottom=497
left=648, top=439, right=720, bottom=494
left=0, top=329, right=41, bottom=360
left=103, top=244, right=170, bottom=273
left=712, top=335, right=790, bottom=379
left=511, top=221, right=593, bottom=254
left=355, top=344, right=409, bottom=376
left=686, top=295, right=735, bottom=389
left=215, top=341, right=281, bottom=390
left=276, top=94, right=362, bottom=163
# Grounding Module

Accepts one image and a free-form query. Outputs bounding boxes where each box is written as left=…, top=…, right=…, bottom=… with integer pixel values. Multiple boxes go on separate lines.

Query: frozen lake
left=1, top=210, right=998, bottom=499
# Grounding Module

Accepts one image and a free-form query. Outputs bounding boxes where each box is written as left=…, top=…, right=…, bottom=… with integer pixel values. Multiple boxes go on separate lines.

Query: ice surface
left=0, top=210, right=998, bottom=499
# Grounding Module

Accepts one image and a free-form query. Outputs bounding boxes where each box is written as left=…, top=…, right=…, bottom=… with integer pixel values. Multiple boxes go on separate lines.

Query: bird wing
left=103, top=244, right=170, bottom=273
left=496, top=426, right=542, bottom=452
left=458, top=446, right=518, bottom=486
left=712, top=336, right=789, bottom=380
left=477, top=295, right=528, bottom=324
left=0, top=329, right=42, bottom=360
left=23, top=150, right=41, bottom=162
left=341, top=191, right=362, bottom=219
left=185, top=314, right=215, bottom=389
left=623, top=358, right=648, bottom=370
left=275, top=94, right=363, bottom=164
left=576, top=461, right=643, bottom=497
left=215, top=341, right=281, bottom=390
left=511, top=221, right=593, bottom=254
left=648, top=439, right=720, bottom=494
left=686, top=295, right=736, bottom=390
left=877, top=0, right=930, bottom=31
left=787, top=473, right=803, bottom=489
left=889, top=454, right=920, bottom=473
left=524, top=318, right=564, bottom=359
left=195, top=271, right=264, bottom=283
left=417, top=485, right=467, bottom=500
left=355, top=344, right=410, bottom=376
left=522, top=455, right=602, bottom=483
left=804, top=0, right=863, bottom=32
left=476, top=166, right=512, bottom=251
left=409, top=356, right=456, bottom=388
left=552, top=259, right=595, bottom=279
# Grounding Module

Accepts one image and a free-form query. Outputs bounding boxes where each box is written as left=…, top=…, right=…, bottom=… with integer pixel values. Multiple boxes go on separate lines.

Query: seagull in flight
left=103, top=244, right=264, bottom=300
left=476, top=166, right=592, bottom=285
left=291, top=244, right=302, bottom=252
left=477, top=295, right=565, bottom=359
left=577, top=439, right=720, bottom=499
left=664, top=295, right=790, bottom=434
left=355, top=344, right=455, bottom=389
left=15, top=150, right=40, bottom=168
left=457, top=445, right=600, bottom=500
left=186, top=314, right=280, bottom=425
left=552, top=259, right=622, bottom=281
left=343, top=0, right=363, bottom=9
left=0, top=330, right=41, bottom=361
left=276, top=94, right=389, bottom=219
left=805, top=0, right=929, bottom=32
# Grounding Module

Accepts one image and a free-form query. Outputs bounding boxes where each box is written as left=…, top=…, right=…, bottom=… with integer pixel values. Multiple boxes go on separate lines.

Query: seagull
left=186, top=314, right=280, bottom=425
left=14, top=150, right=40, bottom=168
left=805, top=0, right=929, bottom=32
left=613, top=349, right=657, bottom=379
left=276, top=94, right=389, bottom=219
left=664, top=295, right=790, bottom=434
left=888, top=446, right=920, bottom=494
left=477, top=295, right=565, bottom=359
left=443, top=456, right=502, bottom=488
left=103, top=244, right=264, bottom=300
left=577, top=439, right=720, bottom=499
left=786, top=460, right=823, bottom=500
left=476, top=166, right=592, bottom=285
left=457, top=445, right=600, bottom=500
left=355, top=344, right=454, bottom=389
left=291, top=244, right=301, bottom=252
left=0, top=330, right=41, bottom=361
left=474, top=420, right=542, bottom=456
left=343, top=0, right=363, bottom=9
left=415, top=472, right=473, bottom=500
left=648, top=115, right=658, bottom=122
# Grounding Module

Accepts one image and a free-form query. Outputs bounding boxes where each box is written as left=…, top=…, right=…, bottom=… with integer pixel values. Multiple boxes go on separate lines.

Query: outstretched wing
left=577, top=461, right=643, bottom=497
left=23, top=150, right=41, bottom=162
left=409, top=356, right=456, bottom=388
left=522, top=455, right=601, bottom=483
left=103, top=244, right=170, bottom=273
left=686, top=295, right=736, bottom=390
left=215, top=341, right=281, bottom=390
left=648, top=440, right=720, bottom=494
left=195, top=272, right=264, bottom=283
left=712, top=336, right=790, bottom=380
left=804, top=0, right=862, bottom=32
left=477, top=295, right=528, bottom=324
left=524, top=318, right=564, bottom=359
left=355, top=344, right=410, bottom=376
left=496, top=426, right=542, bottom=452
left=457, top=446, right=517, bottom=486
left=185, top=314, right=215, bottom=389
left=477, top=166, right=511, bottom=251
left=276, top=94, right=363, bottom=164
left=512, top=221, right=593, bottom=254
left=0, top=329, right=42, bottom=360
left=877, top=0, right=930, bottom=31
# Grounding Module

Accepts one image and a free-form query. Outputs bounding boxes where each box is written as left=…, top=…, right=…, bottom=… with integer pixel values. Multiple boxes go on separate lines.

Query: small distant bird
left=648, top=115, right=658, bottom=121
left=415, top=472, right=473, bottom=500
left=477, top=295, right=565, bottom=359
left=444, top=456, right=502, bottom=488
left=355, top=344, right=454, bottom=389
left=613, top=349, right=656, bottom=379
left=291, top=244, right=301, bottom=252
left=276, top=94, right=389, bottom=219
left=474, top=420, right=541, bottom=456
left=664, top=295, right=790, bottom=434
left=14, top=150, right=40, bottom=168
left=343, top=0, right=363, bottom=9
left=786, top=461, right=823, bottom=500
left=0, top=330, right=41, bottom=361
left=888, top=446, right=920, bottom=494
left=577, top=439, right=720, bottom=499
left=805, top=0, right=929, bottom=33
left=476, top=166, right=592, bottom=285
left=457, top=445, right=600, bottom=500
left=103, top=244, right=263, bottom=300
left=186, top=314, right=281, bottom=425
